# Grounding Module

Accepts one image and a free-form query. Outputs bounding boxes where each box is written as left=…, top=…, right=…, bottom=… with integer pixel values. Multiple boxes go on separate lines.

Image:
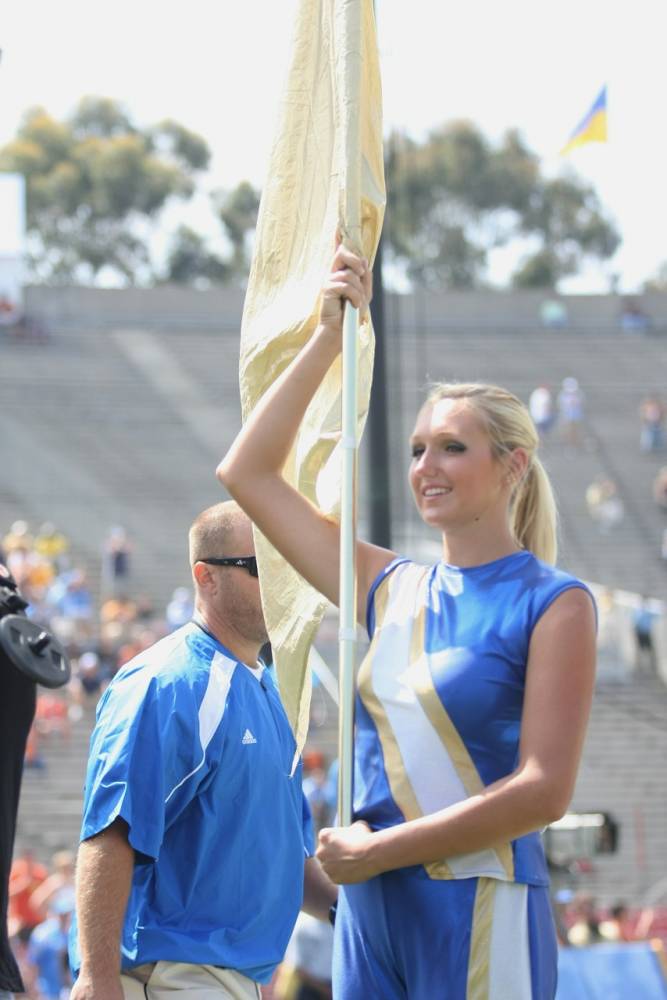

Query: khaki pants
left=121, top=961, right=261, bottom=999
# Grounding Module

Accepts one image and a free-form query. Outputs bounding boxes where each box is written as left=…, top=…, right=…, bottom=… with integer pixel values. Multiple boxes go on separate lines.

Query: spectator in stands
left=632, top=597, right=658, bottom=673
left=633, top=905, right=667, bottom=940
left=102, top=526, right=133, bottom=598
left=3, top=520, right=35, bottom=589
left=24, top=720, right=46, bottom=771
left=540, top=298, right=569, bottom=330
left=653, top=467, right=667, bottom=512
left=528, top=383, right=555, bottom=437
left=23, top=551, right=56, bottom=599
left=34, top=691, right=71, bottom=743
left=557, top=377, right=584, bottom=446
left=165, top=585, right=194, bottom=631
left=567, top=893, right=602, bottom=947
left=585, top=477, right=625, bottom=532
left=49, top=569, right=94, bottom=623
left=8, top=849, right=48, bottom=945
left=595, top=588, right=629, bottom=678
left=29, top=850, right=76, bottom=926
left=71, top=651, right=105, bottom=709
left=599, top=902, right=633, bottom=942
left=26, top=894, right=73, bottom=999
left=100, top=593, right=137, bottom=625
left=278, top=911, right=334, bottom=1000
left=551, top=888, right=573, bottom=947
left=34, top=522, right=70, bottom=572
left=2, top=519, right=34, bottom=556
left=116, top=625, right=161, bottom=669
left=92, top=628, right=121, bottom=681
left=134, top=593, right=157, bottom=622
left=302, top=751, right=334, bottom=835
left=639, top=395, right=666, bottom=453
left=619, top=297, right=651, bottom=333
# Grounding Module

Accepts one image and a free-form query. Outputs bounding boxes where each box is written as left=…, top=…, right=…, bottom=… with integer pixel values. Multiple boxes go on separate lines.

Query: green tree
left=0, top=97, right=210, bottom=283
left=385, top=121, right=620, bottom=289
left=215, top=181, right=261, bottom=274
left=513, top=175, right=621, bottom=288
left=164, top=226, right=229, bottom=286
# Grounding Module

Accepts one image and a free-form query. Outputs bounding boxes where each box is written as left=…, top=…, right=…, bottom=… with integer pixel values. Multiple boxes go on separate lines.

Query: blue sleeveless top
left=354, top=551, right=593, bottom=886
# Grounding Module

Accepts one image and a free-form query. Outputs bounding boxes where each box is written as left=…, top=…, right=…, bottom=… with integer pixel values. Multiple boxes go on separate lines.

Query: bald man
left=70, top=503, right=336, bottom=1000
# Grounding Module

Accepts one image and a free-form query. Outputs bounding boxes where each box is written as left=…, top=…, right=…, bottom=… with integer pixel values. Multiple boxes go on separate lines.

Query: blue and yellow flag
left=560, top=86, right=608, bottom=155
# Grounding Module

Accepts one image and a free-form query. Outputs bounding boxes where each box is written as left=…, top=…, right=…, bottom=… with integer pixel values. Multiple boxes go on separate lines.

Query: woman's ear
left=507, top=448, right=530, bottom=486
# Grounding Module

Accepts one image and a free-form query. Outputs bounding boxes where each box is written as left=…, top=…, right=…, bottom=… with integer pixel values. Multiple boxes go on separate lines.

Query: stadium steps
left=3, top=309, right=667, bottom=906
left=382, top=326, right=667, bottom=598
left=15, top=707, right=93, bottom=856
left=570, top=673, right=667, bottom=906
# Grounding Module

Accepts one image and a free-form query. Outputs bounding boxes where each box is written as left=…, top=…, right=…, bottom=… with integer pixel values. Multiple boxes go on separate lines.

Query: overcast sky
left=2, top=0, right=665, bottom=291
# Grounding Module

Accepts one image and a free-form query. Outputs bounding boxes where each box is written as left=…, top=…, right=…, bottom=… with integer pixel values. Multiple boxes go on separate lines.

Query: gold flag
left=239, top=0, right=385, bottom=751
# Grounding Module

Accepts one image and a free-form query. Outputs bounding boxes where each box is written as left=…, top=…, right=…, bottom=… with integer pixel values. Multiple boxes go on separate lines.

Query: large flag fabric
left=238, top=0, right=385, bottom=751
left=560, top=85, right=608, bottom=155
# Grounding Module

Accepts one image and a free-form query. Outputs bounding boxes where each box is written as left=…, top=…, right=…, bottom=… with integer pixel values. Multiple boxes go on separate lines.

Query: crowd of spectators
left=527, top=375, right=667, bottom=564
left=7, top=849, right=75, bottom=998
left=538, top=295, right=655, bottom=335
left=552, top=890, right=667, bottom=950
left=1, top=518, right=195, bottom=769
left=527, top=377, right=585, bottom=447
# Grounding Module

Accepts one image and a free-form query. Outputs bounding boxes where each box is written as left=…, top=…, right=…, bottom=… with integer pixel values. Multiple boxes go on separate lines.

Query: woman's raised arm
left=217, top=245, right=396, bottom=623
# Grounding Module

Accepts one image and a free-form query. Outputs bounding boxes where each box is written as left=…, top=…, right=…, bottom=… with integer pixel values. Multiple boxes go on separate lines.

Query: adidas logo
left=241, top=728, right=257, bottom=745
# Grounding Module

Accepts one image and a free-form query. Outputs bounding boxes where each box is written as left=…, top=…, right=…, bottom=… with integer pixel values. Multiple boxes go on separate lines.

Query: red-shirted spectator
left=8, top=850, right=48, bottom=943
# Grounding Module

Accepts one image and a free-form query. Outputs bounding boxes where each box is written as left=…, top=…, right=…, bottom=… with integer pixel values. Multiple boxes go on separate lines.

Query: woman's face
left=409, top=398, right=509, bottom=532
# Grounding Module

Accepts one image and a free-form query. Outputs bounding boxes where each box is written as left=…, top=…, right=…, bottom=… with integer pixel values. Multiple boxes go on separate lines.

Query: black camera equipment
left=0, top=572, right=70, bottom=687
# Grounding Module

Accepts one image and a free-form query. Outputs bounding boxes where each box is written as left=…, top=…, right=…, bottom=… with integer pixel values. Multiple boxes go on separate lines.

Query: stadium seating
left=4, top=288, right=667, bottom=907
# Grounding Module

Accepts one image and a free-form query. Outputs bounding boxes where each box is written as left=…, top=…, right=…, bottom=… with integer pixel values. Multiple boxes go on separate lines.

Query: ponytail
left=511, top=457, right=558, bottom=565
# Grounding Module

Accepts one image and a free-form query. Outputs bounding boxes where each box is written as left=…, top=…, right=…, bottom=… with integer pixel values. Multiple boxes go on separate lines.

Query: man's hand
left=316, top=821, right=378, bottom=884
left=70, top=970, right=125, bottom=1000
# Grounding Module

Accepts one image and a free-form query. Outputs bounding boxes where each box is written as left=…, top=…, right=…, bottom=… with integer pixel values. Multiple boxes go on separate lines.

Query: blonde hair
left=427, top=382, right=558, bottom=564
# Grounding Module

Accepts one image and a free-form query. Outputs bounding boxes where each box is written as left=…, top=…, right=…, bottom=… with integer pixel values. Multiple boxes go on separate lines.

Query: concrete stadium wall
left=24, top=284, right=667, bottom=334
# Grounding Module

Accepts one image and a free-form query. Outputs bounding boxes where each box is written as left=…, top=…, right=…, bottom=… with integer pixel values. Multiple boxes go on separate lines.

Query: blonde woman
left=218, top=246, right=596, bottom=999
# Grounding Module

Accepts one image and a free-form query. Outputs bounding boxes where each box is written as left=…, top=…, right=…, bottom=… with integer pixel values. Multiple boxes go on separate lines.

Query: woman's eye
left=411, top=445, right=424, bottom=458
left=444, top=442, right=466, bottom=453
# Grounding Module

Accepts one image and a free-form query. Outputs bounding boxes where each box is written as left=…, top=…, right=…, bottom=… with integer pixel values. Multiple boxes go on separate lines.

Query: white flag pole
left=337, top=0, right=362, bottom=828
left=338, top=301, right=359, bottom=827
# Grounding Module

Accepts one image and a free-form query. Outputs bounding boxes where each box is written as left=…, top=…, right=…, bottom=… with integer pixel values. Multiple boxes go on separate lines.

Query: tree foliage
left=385, top=121, right=621, bottom=289
left=1, top=101, right=621, bottom=290
left=215, top=181, right=261, bottom=273
left=160, top=182, right=261, bottom=286
left=164, top=226, right=229, bottom=286
left=0, top=97, right=210, bottom=283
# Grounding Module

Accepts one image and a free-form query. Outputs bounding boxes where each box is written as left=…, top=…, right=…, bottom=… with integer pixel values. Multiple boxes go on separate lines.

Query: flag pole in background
left=337, top=0, right=363, bottom=827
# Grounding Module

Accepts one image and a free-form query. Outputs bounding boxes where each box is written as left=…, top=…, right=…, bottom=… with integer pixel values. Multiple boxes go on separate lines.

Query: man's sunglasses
left=197, top=556, right=258, bottom=578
